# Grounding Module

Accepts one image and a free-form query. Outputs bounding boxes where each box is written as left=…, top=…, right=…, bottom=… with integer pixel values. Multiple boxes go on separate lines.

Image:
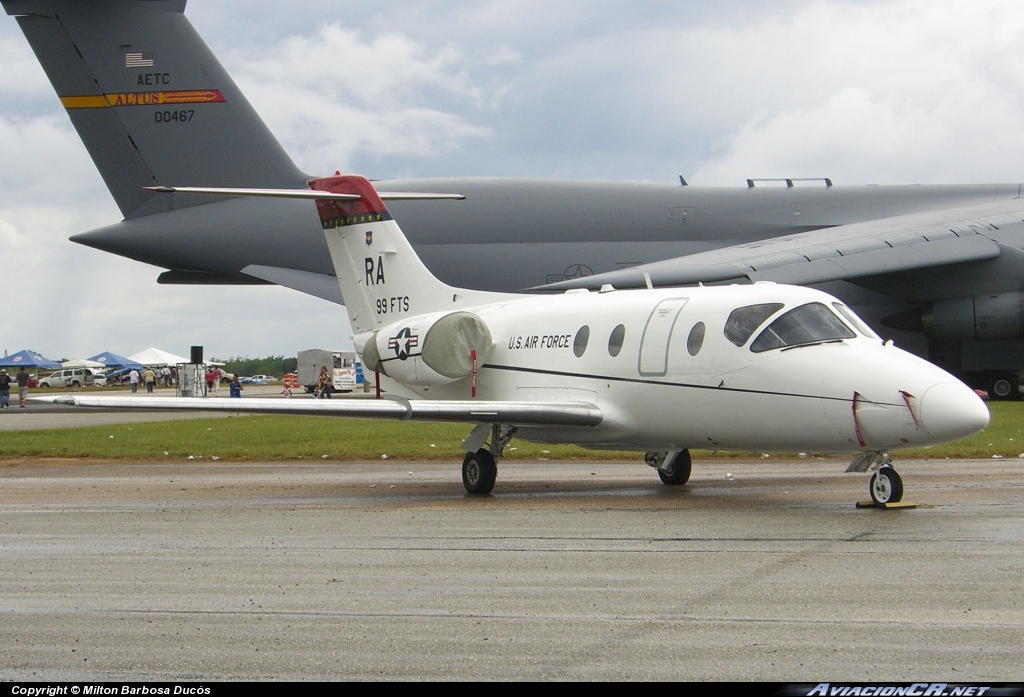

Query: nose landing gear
left=849, top=452, right=909, bottom=507
left=869, top=464, right=904, bottom=505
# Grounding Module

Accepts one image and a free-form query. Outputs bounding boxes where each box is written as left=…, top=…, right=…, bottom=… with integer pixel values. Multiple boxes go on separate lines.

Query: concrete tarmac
left=0, top=456, right=1021, bottom=681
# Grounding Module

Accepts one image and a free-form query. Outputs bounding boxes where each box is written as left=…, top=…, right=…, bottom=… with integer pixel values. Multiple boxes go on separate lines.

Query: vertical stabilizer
left=309, top=175, right=506, bottom=334
left=3, top=0, right=307, bottom=219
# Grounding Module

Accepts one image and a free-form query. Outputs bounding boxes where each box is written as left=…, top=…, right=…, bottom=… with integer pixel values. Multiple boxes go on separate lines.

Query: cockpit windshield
left=750, top=302, right=856, bottom=352
left=724, top=303, right=784, bottom=347
left=832, top=302, right=879, bottom=339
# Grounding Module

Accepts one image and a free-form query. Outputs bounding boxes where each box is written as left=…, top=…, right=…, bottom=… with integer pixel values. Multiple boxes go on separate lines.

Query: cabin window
left=574, top=325, right=591, bottom=357
left=832, top=302, right=878, bottom=338
left=608, top=324, right=625, bottom=357
left=724, top=303, right=783, bottom=346
left=687, top=322, right=705, bottom=356
left=750, top=302, right=856, bottom=353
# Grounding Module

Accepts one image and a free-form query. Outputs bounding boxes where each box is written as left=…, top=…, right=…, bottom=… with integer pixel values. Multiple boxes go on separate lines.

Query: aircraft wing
left=542, top=199, right=1024, bottom=290
left=31, top=395, right=603, bottom=427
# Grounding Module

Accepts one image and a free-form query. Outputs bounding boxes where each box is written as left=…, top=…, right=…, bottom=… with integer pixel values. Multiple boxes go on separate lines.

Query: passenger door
left=638, top=298, right=688, bottom=376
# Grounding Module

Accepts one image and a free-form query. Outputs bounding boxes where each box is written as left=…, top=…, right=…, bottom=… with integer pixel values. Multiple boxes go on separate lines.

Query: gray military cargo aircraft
left=6, top=0, right=1024, bottom=397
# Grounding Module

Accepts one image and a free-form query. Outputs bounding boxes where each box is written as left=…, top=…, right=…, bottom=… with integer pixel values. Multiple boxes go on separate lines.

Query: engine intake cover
left=421, top=312, right=493, bottom=379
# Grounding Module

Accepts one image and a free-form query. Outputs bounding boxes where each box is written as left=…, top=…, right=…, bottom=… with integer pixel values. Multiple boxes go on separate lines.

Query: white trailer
left=297, top=349, right=365, bottom=394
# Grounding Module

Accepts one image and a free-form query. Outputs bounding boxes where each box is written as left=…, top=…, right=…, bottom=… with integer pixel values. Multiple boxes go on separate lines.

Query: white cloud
left=0, top=31, right=50, bottom=102
left=0, top=113, right=109, bottom=210
left=684, top=0, right=1024, bottom=184
left=222, top=21, right=505, bottom=175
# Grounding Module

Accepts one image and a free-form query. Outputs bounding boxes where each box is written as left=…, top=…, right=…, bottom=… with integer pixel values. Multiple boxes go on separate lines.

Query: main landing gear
left=462, top=450, right=497, bottom=495
left=848, top=452, right=905, bottom=505
left=461, top=424, right=518, bottom=495
left=645, top=449, right=692, bottom=486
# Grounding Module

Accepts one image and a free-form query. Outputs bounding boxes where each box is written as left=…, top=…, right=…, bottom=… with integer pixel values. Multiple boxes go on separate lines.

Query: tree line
left=213, top=355, right=297, bottom=378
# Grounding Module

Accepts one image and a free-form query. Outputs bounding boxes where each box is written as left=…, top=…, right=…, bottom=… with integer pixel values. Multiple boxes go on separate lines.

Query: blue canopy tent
left=0, top=349, right=61, bottom=370
left=87, top=351, right=145, bottom=384
left=88, top=351, right=143, bottom=370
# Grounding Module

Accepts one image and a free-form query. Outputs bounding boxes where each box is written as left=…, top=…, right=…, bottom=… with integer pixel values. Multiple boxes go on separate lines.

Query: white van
left=38, top=368, right=97, bottom=388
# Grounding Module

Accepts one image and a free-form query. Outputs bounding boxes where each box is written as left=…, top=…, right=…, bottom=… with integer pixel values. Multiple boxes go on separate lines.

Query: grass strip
left=1, top=402, right=1021, bottom=462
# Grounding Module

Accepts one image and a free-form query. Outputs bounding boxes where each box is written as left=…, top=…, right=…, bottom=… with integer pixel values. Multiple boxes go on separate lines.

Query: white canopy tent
left=127, top=347, right=191, bottom=367
left=61, top=358, right=106, bottom=370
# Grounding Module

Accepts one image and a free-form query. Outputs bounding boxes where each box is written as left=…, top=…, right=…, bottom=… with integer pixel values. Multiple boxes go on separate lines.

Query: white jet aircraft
left=37, top=175, right=991, bottom=503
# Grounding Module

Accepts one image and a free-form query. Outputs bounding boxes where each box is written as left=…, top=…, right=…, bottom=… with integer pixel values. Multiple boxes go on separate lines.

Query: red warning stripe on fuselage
left=60, top=89, right=226, bottom=109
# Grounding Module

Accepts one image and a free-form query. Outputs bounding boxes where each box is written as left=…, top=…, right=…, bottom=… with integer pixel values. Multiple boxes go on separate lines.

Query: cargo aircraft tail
left=3, top=0, right=307, bottom=220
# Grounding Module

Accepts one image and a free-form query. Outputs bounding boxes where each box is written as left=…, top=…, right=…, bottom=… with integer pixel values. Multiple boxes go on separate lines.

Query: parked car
left=238, top=374, right=276, bottom=385
left=37, top=368, right=97, bottom=388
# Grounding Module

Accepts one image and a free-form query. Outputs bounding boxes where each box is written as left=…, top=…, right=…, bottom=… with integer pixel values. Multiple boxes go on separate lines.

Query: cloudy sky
left=3, top=0, right=1024, bottom=363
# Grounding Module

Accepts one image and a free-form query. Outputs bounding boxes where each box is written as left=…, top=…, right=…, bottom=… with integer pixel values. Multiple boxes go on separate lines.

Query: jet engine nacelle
left=883, top=292, right=1024, bottom=340
left=925, top=293, right=1024, bottom=340
left=356, top=311, right=494, bottom=387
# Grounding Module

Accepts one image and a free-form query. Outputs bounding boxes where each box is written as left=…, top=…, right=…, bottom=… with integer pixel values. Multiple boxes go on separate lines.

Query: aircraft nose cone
left=918, top=381, right=990, bottom=443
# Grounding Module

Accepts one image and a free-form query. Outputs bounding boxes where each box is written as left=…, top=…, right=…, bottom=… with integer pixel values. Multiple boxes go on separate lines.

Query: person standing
left=316, top=366, right=333, bottom=399
left=0, top=369, right=11, bottom=408
left=229, top=374, right=243, bottom=398
left=129, top=368, right=140, bottom=393
left=16, top=366, right=30, bottom=407
left=211, top=366, right=223, bottom=395
left=144, top=367, right=156, bottom=393
left=161, top=366, right=171, bottom=386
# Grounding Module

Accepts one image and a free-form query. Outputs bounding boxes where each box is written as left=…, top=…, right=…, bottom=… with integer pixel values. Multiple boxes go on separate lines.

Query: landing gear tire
left=658, top=449, right=692, bottom=485
left=988, top=374, right=1019, bottom=401
left=462, top=449, right=497, bottom=495
left=869, top=466, right=904, bottom=505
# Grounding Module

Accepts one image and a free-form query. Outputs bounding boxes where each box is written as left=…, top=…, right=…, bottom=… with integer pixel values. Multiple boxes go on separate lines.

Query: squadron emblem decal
left=387, top=327, right=419, bottom=361
left=366, top=230, right=373, bottom=246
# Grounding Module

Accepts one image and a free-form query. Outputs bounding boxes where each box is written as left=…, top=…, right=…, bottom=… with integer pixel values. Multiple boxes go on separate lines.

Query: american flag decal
left=125, top=52, right=154, bottom=68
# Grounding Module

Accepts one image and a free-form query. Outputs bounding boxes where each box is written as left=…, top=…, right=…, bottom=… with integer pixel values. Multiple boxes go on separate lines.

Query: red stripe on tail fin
left=308, top=174, right=391, bottom=229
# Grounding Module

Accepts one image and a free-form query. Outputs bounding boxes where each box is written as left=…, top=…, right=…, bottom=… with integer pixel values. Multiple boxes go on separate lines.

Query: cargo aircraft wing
left=542, top=199, right=1024, bottom=290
